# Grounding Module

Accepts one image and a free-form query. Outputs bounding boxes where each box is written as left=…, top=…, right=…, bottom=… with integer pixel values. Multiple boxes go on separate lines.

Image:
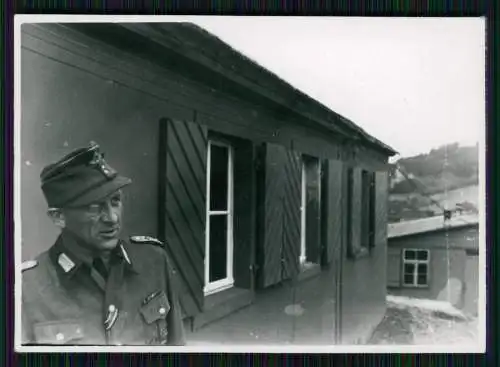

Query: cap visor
left=65, top=176, right=132, bottom=207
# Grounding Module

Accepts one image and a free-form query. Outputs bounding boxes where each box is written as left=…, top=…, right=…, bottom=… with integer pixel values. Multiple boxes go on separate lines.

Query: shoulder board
left=21, top=260, right=38, bottom=272
left=130, top=236, right=164, bottom=247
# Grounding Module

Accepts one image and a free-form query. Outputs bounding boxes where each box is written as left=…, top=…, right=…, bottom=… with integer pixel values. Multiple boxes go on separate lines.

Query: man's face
left=61, top=190, right=124, bottom=252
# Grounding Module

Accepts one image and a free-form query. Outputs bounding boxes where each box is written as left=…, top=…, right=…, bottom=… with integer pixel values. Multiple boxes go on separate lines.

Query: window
left=204, top=141, right=234, bottom=295
left=300, top=155, right=321, bottom=268
left=361, top=170, right=376, bottom=248
left=346, top=167, right=353, bottom=251
left=402, top=249, right=430, bottom=287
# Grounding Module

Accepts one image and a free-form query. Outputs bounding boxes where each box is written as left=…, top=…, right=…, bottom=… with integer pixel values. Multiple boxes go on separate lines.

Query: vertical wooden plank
left=324, top=159, right=343, bottom=265
left=259, top=143, right=286, bottom=288
left=281, top=149, right=302, bottom=280
left=374, top=171, right=389, bottom=247
left=160, top=118, right=207, bottom=316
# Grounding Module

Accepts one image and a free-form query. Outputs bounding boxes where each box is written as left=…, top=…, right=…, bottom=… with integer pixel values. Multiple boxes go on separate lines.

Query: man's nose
left=101, top=203, right=119, bottom=223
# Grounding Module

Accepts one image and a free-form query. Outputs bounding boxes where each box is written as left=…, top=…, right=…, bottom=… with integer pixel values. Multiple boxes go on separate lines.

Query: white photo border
left=13, top=14, right=487, bottom=354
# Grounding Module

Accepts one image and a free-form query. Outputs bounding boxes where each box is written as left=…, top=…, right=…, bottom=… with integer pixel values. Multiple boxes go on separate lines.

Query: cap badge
left=89, top=150, right=116, bottom=179
left=104, top=304, right=119, bottom=331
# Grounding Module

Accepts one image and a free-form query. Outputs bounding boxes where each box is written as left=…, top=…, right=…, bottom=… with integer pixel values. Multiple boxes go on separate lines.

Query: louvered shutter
left=159, top=118, right=207, bottom=316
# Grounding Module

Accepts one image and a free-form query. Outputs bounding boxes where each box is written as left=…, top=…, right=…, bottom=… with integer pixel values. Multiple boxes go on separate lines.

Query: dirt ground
left=369, top=300, right=479, bottom=345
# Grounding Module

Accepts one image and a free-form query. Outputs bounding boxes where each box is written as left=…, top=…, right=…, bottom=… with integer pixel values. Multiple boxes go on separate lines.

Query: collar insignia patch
left=58, top=253, right=76, bottom=273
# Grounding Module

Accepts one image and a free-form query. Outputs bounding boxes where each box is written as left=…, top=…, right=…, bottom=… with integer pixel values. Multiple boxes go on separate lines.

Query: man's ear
left=47, top=208, right=66, bottom=229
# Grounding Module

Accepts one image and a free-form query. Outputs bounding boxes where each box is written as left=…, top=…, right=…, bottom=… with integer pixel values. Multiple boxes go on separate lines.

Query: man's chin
left=96, top=238, right=120, bottom=251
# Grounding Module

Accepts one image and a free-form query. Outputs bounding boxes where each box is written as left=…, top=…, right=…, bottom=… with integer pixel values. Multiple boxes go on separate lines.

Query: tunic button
left=109, top=304, right=116, bottom=312
left=56, top=333, right=64, bottom=341
left=159, top=307, right=166, bottom=315
left=76, top=328, right=81, bottom=334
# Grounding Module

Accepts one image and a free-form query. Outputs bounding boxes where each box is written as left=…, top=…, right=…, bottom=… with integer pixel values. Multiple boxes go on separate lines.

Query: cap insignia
left=89, top=150, right=116, bottom=179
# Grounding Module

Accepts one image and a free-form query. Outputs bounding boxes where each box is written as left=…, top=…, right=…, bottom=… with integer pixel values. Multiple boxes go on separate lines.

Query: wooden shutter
left=259, top=143, right=286, bottom=288
left=259, top=143, right=301, bottom=287
left=324, top=159, right=343, bottom=265
left=374, top=171, right=389, bottom=247
left=387, top=248, right=402, bottom=287
left=159, top=118, right=207, bottom=317
left=304, top=157, right=321, bottom=264
left=232, top=140, right=255, bottom=289
left=281, top=149, right=302, bottom=280
left=348, top=167, right=363, bottom=257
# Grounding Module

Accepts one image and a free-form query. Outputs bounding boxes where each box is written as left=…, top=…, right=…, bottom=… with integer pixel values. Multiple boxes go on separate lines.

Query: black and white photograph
left=14, top=15, right=486, bottom=352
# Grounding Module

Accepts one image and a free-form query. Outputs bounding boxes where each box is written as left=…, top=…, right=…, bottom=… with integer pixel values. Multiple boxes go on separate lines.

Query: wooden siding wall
left=338, top=163, right=389, bottom=344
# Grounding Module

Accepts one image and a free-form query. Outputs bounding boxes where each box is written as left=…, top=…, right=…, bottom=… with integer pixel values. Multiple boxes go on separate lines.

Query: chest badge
left=104, top=304, right=119, bottom=331
left=142, top=290, right=162, bottom=306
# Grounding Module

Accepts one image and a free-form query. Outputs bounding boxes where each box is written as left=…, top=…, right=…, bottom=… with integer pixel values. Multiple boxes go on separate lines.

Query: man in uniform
left=21, top=143, right=186, bottom=345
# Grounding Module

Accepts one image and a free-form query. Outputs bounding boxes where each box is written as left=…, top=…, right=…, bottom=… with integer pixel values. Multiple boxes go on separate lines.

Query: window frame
left=204, top=140, right=235, bottom=296
left=299, top=155, right=322, bottom=267
left=402, top=248, right=430, bottom=288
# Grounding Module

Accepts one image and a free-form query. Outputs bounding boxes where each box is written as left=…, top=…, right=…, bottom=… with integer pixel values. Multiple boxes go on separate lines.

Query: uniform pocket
left=33, top=320, right=85, bottom=345
left=139, top=290, right=170, bottom=344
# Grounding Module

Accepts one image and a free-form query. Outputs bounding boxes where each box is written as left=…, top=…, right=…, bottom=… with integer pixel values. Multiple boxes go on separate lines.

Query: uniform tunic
left=21, top=236, right=185, bottom=345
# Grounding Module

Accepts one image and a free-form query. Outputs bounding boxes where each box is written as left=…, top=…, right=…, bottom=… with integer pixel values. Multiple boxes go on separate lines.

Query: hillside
left=388, top=143, right=479, bottom=223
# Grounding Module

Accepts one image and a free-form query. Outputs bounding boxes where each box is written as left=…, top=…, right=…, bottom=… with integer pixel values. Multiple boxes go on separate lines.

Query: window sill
left=203, top=278, right=234, bottom=296
left=402, top=284, right=430, bottom=289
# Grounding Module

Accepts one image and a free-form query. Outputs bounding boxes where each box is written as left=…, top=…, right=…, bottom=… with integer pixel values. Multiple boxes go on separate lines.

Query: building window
left=402, top=249, right=430, bottom=287
left=204, top=140, right=234, bottom=295
left=300, top=155, right=321, bottom=268
left=346, top=167, right=353, bottom=251
left=361, top=170, right=376, bottom=248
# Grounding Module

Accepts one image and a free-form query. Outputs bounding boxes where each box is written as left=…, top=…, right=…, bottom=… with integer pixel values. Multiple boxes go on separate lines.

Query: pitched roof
left=388, top=213, right=479, bottom=239
left=115, top=22, right=397, bottom=156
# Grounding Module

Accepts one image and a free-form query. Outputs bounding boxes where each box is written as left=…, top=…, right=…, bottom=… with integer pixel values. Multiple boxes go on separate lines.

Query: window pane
left=404, top=250, right=415, bottom=260
left=418, top=263, right=428, bottom=276
left=417, top=250, right=429, bottom=261
left=210, top=144, right=228, bottom=211
left=404, top=274, right=414, bottom=285
left=209, top=215, right=228, bottom=282
left=403, top=263, right=415, bottom=275
left=417, top=274, right=427, bottom=285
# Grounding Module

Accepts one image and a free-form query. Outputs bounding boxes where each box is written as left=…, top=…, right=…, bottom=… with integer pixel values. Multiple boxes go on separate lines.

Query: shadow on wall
left=437, top=276, right=478, bottom=316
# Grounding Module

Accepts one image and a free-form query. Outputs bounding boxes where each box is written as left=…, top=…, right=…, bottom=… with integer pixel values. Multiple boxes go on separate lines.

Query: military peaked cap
left=40, top=143, right=132, bottom=208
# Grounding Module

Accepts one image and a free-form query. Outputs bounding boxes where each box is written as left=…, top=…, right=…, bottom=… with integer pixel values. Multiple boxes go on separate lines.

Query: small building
left=387, top=213, right=479, bottom=316
left=20, top=22, right=396, bottom=344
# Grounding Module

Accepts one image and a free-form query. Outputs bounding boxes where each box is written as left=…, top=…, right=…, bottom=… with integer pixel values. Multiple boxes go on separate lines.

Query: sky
left=178, top=16, right=485, bottom=158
